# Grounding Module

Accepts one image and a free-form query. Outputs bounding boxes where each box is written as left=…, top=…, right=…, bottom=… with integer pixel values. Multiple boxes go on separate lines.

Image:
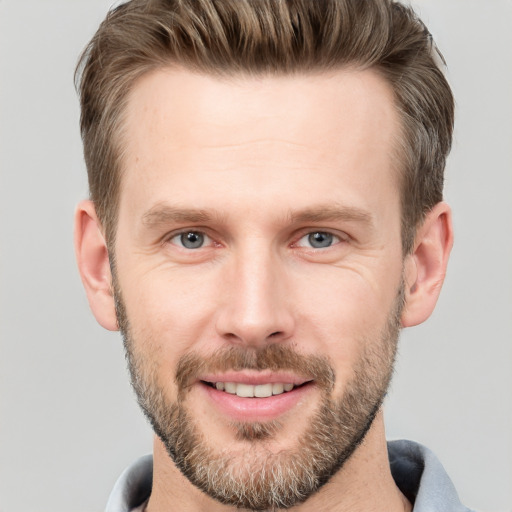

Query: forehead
left=123, top=66, right=399, bottom=150
left=119, top=67, right=401, bottom=221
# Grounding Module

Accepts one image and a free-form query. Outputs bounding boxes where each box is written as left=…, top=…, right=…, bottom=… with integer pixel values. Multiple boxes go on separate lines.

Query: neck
left=146, top=411, right=411, bottom=512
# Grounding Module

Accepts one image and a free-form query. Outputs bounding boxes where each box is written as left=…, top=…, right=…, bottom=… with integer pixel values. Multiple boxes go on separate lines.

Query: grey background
left=0, top=1, right=510, bottom=511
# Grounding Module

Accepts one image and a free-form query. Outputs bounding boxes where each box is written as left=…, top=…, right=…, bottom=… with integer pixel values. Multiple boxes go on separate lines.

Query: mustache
left=175, top=344, right=335, bottom=393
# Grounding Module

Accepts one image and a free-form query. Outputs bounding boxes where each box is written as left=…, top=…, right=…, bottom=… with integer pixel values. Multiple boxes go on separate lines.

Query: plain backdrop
left=0, top=1, right=511, bottom=511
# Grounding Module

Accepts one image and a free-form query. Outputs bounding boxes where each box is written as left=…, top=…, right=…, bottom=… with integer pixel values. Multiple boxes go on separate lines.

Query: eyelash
left=167, top=230, right=214, bottom=249
left=165, top=229, right=346, bottom=251
left=294, top=231, right=344, bottom=250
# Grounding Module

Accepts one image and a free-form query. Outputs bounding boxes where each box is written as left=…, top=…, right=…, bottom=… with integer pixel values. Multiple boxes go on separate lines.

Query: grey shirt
left=105, top=440, right=473, bottom=512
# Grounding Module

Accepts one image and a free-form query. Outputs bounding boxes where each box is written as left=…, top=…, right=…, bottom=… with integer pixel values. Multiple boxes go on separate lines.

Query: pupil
left=309, top=232, right=332, bottom=248
left=181, top=232, right=204, bottom=249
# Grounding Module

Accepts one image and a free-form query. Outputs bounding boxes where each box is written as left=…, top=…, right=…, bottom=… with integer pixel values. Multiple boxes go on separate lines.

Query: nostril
left=269, top=331, right=281, bottom=338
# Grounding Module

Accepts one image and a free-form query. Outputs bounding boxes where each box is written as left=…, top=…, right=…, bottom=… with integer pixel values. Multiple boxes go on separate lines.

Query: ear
left=74, top=200, right=118, bottom=331
left=401, top=202, right=453, bottom=327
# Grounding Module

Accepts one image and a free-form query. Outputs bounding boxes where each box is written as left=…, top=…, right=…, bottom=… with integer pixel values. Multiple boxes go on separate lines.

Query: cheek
left=293, top=267, right=400, bottom=379
left=120, top=266, right=221, bottom=357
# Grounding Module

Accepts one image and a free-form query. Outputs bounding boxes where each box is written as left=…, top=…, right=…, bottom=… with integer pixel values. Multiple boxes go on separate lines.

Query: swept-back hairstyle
left=76, top=0, right=454, bottom=253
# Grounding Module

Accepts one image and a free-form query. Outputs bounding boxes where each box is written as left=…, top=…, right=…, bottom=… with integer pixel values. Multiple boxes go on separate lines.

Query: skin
left=75, top=67, right=453, bottom=511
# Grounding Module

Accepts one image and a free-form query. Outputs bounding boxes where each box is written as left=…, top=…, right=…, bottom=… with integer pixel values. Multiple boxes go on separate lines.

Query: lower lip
left=199, top=382, right=314, bottom=422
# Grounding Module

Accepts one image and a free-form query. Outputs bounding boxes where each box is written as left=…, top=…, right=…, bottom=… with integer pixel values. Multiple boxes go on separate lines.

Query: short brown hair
left=76, top=0, right=454, bottom=253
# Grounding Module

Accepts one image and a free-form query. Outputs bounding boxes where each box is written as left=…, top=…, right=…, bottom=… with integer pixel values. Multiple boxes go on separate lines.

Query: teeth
left=214, top=382, right=296, bottom=397
left=224, top=382, right=237, bottom=394
left=272, top=383, right=284, bottom=395
left=236, top=383, right=254, bottom=398
left=254, top=384, right=273, bottom=398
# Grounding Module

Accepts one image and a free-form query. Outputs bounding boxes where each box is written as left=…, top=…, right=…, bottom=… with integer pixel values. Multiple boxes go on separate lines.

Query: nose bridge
left=216, top=239, right=293, bottom=346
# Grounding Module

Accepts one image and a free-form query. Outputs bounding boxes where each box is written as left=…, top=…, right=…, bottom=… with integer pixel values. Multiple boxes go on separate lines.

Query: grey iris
left=181, top=232, right=204, bottom=249
left=308, top=232, right=333, bottom=248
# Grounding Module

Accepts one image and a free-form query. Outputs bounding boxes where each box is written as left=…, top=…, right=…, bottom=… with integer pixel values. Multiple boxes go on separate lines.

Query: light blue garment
left=106, top=454, right=152, bottom=512
left=387, top=440, right=474, bottom=512
left=105, top=440, right=474, bottom=512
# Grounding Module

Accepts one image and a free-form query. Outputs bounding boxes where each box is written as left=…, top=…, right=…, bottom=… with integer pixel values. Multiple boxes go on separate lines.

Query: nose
left=215, top=245, right=295, bottom=348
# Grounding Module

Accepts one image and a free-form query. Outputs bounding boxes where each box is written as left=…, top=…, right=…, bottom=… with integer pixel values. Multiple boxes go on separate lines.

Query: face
left=113, top=68, right=405, bottom=509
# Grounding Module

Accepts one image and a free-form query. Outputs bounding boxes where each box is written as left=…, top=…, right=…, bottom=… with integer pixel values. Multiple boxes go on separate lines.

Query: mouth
left=202, top=381, right=308, bottom=398
left=197, top=375, right=315, bottom=422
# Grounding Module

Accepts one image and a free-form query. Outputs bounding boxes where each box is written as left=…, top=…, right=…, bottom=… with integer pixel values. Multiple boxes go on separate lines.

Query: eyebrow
left=141, top=203, right=374, bottom=229
left=142, top=204, right=217, bottom=228
left=288, top=205, right=374, bottom=227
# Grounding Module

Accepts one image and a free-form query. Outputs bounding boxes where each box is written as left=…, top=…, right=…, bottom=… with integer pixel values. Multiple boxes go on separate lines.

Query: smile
left=206, top=381, right=298, bottom=398
left=199, top=377, right=314, bottom=421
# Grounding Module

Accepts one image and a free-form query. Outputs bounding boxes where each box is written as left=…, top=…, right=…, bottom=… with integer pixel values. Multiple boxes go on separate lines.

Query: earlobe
left=401, top=202, right=453, bottom=327
left=74, top=200, right=119, bottom=331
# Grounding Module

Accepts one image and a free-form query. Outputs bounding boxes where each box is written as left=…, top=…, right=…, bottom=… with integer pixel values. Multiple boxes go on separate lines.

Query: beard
left=113, top=272, right=404, bottom=511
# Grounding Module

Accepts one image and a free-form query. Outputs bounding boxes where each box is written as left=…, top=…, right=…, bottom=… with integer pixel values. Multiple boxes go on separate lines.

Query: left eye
left=170, top=231, right=211, bottom=249
left=297, top=231, right=340, bottom=249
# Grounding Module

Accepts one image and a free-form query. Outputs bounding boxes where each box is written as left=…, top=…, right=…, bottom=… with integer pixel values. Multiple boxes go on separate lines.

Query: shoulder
left=105, top=454, right=153, bottom=512
left=388, top=440, right=475, bottom=512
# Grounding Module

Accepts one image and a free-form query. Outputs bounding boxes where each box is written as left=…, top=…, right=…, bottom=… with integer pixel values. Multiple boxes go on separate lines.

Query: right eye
left=169, top=231, right=211, bottom=249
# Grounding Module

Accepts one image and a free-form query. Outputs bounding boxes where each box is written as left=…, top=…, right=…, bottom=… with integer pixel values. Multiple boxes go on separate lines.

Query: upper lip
left=198, top=370, right=312, bottom=386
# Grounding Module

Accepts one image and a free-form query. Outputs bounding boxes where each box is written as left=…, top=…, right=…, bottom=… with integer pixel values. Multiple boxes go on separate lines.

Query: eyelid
left=292, top=229, right=348, bottom=248
left=160, top=227, right=348, bottom=250
left=164, top=228, right=214, bottom=248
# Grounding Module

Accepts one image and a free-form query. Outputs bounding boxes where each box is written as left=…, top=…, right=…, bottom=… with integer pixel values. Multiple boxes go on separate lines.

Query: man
left=74, top=0, right=472, bottom=510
